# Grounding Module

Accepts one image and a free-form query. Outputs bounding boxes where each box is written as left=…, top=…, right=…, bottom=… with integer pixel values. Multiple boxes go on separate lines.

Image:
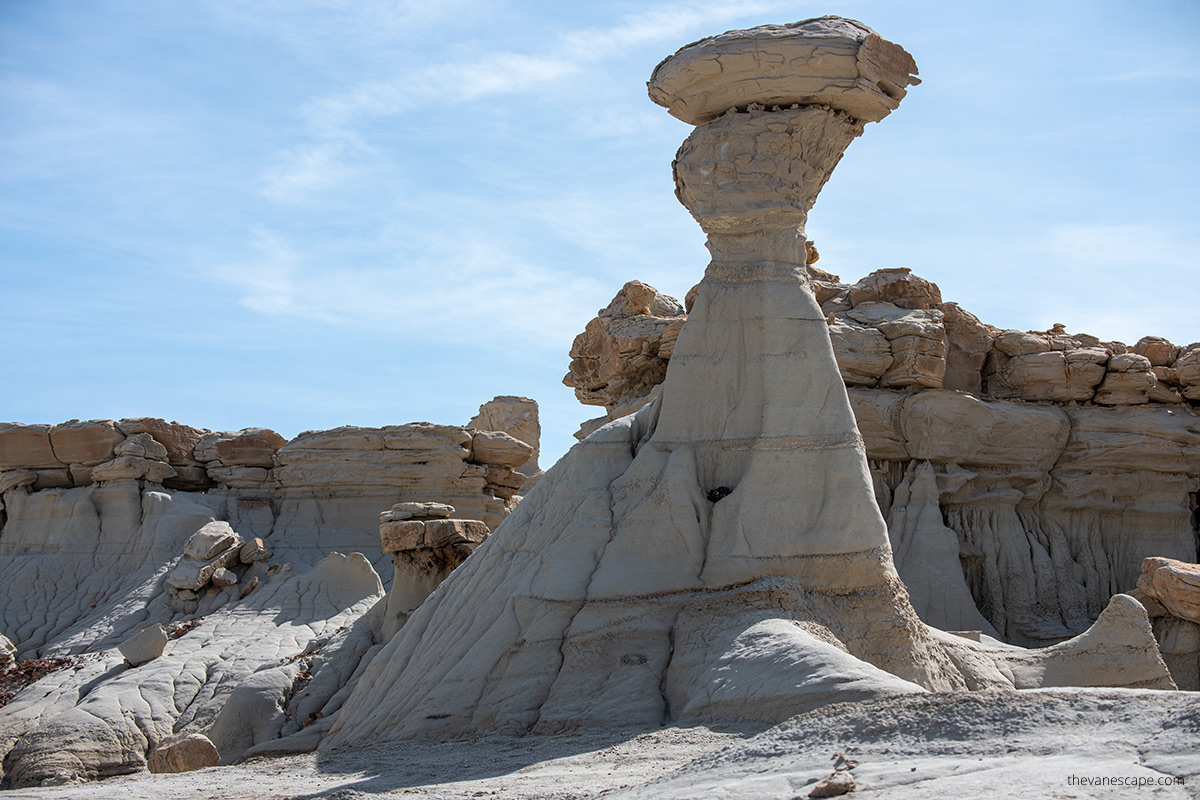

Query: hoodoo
left=326, top=17, right=1170, bottom=747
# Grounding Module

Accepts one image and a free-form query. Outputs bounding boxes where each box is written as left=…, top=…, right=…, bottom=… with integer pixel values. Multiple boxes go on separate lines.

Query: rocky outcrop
left=469, top=396, right=541, bottom=477
left=146, top=732, right=220, bottom=774
left=378, top=503, right=490, bottom=640
left=326, top=17, right=1169, bottom=752
left=563, top=280, right=686, bottom=431
left=565, top=275, right=1200, bottom=648
left=0, top=397, right=538, bottom=786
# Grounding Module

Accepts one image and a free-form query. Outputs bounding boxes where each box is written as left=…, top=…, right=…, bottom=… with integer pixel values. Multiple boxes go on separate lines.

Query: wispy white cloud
left=263, top=0, right=785, bottom=199
left=259, top=139, right=368, bottom=203
left=207, top=225, right=607, bottom=350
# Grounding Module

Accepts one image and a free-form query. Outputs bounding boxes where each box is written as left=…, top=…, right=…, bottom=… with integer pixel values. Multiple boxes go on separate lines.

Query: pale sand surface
left=5, top=689, right=1198, bottom=800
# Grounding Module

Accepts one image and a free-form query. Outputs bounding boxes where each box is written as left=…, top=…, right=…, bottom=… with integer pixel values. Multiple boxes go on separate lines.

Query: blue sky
left=2, top=1, right=1198, bottom=469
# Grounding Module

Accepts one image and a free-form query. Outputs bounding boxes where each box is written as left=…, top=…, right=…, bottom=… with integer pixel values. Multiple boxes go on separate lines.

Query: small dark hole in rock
left=706, top=486, right=732, bottom=503
left=425, top=713, right=452, bottom=719
left=621, top=653, right=647, bottom=665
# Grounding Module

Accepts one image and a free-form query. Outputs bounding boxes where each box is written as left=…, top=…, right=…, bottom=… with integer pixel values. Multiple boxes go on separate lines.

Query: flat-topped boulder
left=648, top=16, right=919, bottom=126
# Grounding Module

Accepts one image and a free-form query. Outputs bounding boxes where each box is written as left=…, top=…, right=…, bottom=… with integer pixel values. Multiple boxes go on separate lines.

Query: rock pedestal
left=324, top=18, right=1171, bottom=749
left=378, top=503, right=489, bottom=640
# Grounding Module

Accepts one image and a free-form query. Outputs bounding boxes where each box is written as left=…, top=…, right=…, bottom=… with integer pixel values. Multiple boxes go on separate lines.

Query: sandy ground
left=4, top=689, right=1199, bottom=800
left=0, top=724, right=755, bottom=800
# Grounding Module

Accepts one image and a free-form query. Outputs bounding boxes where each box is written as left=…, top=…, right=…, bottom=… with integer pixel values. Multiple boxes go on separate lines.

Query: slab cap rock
left=380, top=502, right=456, bottom=522
left=147, top=732, right=220, bottom=774
left=48, top=420, right=125, bottom=467
left=380, top=518, right=489, bottom=554
left=648, top=16, right=919, bottom=125
left=119, top=624, right=168, bottom=666
left=470, top=430, right=534, bottom=469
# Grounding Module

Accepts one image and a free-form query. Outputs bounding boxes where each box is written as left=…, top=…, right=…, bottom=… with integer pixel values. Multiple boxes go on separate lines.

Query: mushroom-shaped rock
left=647, top=16, right=919, bottom=125
left=325, top=18, right=957, bottom=749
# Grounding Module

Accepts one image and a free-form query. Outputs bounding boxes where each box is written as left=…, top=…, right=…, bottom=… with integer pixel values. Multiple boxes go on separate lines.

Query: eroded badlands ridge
left=324, top=17, right=1171, bottom=751
left=0, top=398, right=537, bottom=785
left=565, top=274, right=1200, bottom=653
left=0, top=15, right=1195, bottom=792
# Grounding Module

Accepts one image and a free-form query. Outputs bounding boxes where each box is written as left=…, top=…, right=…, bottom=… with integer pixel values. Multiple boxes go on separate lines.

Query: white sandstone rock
left=118, top=624, right=168, bottom=667
left=146, top=732, right=220, bottom=774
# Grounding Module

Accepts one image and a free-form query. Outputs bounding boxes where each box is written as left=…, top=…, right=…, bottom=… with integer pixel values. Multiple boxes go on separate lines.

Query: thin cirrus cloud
left=212, top=225, right=604, bottom=350
left=260, top=0, right=783, bottom=200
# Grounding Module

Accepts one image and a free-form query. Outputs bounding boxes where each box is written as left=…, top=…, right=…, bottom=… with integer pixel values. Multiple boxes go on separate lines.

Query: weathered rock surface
left=145, top=732, right=220, bottom=774
left=563, top=280, right=686, bottom=423
left=1132, top=557, right=1200, bottom=690
left=118, top=624, right=168, bottom=667
left=0, top=424, right=64, bottom=471
left=1, top=550, right=383, bottom=786
left=1138, top=557, right=1200, bottom=624
left=469, top=396, right=541, bottom=477
left=326, top=18, right=1168, bottom=752
left=378, top=505, right=491, bottom=641
left=194, top=428, right=286, bottom=468
left=0, top=398, right=538, bottom=784
left=566, top=278, right=1200, bottom=648
left=48, top=421, right=125, bottom=467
